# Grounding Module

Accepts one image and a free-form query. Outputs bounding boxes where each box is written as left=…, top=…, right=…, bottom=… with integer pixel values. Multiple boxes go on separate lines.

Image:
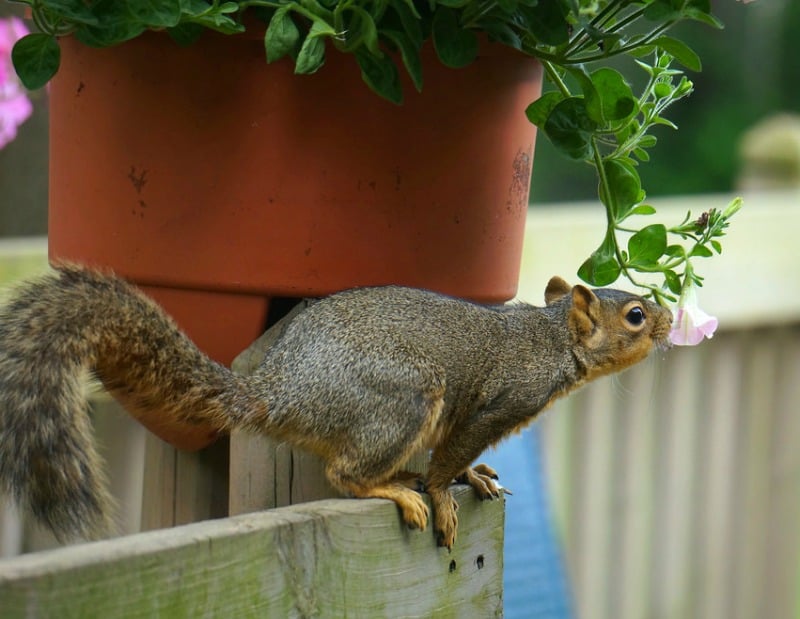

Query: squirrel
left=0, top=265, right=672, bottom=549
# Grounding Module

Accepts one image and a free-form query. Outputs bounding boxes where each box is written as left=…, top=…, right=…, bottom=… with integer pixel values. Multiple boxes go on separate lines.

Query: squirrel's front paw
left=456, top=464, right=501, bottom=500
left=430, top=489, right=459, bottom=549
left=397, top=492, right=429, bottom=531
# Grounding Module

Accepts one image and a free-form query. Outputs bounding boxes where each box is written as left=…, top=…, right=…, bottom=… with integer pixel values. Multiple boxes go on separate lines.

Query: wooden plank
left=90, top=394, right=147, bottom=536
left=140, top=436, right=178, bottom=531
left=0, top=486, right=504, bottom=618
left=572, top=382, right=616, bottom=619
left=612, top=361, right=659, bottom=619
left=174, top=438, right=230, bottom=525
left=649, top=346, right=703, bottom=619
left=140, top=435, right=230, bottom=531
left=229, top=432, right=281, bottom=513
left=696, top=334, right=743, bottom=619
left=731, top=331, right=776, bottom=619
left=762, top=328, right=800, bottom=619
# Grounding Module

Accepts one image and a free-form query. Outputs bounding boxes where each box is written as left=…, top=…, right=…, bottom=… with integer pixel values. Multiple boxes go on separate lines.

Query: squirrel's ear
left=568, top=284, right=600, bottom=337
left=545, top=276, right=571, bottom=305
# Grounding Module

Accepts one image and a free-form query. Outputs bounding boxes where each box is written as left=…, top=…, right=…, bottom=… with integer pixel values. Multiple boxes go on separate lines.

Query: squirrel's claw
left=456, top=465, right=502, bottom=500
left=471, top=463, right=499, bottom=480
left=430, top=488, right=458, bottom=550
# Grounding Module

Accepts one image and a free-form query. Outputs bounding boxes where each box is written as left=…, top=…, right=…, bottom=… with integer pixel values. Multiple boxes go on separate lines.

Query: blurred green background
left=530, top=0, right=799, bottom=203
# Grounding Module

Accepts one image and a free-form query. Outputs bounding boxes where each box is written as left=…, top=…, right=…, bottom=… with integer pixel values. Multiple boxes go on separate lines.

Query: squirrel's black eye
left=626, top=306, right=645, bottom=326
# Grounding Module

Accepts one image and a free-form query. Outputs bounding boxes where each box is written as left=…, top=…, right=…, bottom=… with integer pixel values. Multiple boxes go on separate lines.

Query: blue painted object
left=491, top=427, right=574, bottom=618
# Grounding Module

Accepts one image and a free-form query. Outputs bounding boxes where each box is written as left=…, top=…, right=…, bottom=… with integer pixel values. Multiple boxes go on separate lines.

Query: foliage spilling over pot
left=8, top=0, right=747, bottom=341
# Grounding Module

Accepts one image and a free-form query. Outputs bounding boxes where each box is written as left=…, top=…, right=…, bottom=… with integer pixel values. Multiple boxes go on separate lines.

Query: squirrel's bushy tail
left=0, top=266, right=260, bottom=540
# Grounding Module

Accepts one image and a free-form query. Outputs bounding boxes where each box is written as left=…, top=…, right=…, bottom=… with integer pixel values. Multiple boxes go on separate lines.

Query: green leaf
left=295, top=22, right=330, bottom=75
left=496, top=0, right=518, bottom=12
left=631, top=204, right=656, bottom=216
left=689, top=245, right=714, bottom=258
left=524, top=91, right=564, bottom=127
left=32, top=0, right=99, bottom=25
left=643, top=0, right=679, bottom=21
left=588, top=67, right=637, bottom=123
left=578, top=231, right=621, bottom=287
left=665, top=244, right=685, bottom=258
left=664, top=269, right=682, bottom=295
left=182, top=6, right=244, bottom=34
left=653, top=116, right=678, bottom=130
left=684, top=9, right=723, bottom=29
left=127, top=0, right=183, bottom=28
left=382, top=29, right=423, bottom=92
left=518, top=2, right=569, bottom=46
left=711, top=240, right=722, bottom=254
left=67, top=0, right=145, bottom=47
left=479, top=21, right=522, bottom=50
left=627, top=224, right=667, bottom=267
left=543, top=97, right=597, bottom=161
left=566, top=65, right=600, bottom=120
left=435, top=0, right=471, bottom=7
left=265, top=8, right=300, bottom=63
left=652, top=36, right=702, bottom=72
left=11, top=34, right=61, bottom=90
left=654, top=81, right=672, bottom=99
left=388, top=0, right=422, bottom=48
left=168, top=23, right=204, bottom=45
left=684, top=0, right=724, bottom=28
left=306, top=16, right=338, bottom=38
left=638, top=135, right=657, bottom=149
left=75, top=22, right=147, bottom=48
left=356, top=50, right=403, bottom=104
left=341, top=6, right=381, bottom=55
left=602, top=158, right=643, bottom=221
left=432, top=8, right=478, bottom=68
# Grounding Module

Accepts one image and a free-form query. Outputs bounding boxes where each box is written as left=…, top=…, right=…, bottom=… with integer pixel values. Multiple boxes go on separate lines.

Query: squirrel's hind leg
left=326, top=465, right=430, bottom=531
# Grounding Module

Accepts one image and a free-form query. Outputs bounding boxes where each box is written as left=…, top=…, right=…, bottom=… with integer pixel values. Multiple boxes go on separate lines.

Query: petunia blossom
left=669, top=284, right=718, bottom=346
left=0, top=16, right=33, bottom=150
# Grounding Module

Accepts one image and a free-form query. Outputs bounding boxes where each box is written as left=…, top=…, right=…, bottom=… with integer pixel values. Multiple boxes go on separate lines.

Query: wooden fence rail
left=0, top=488, right=504, bottom=618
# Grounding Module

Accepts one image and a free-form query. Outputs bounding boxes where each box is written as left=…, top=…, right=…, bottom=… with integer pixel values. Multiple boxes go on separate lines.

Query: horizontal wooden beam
left=0, top=487, right=504, bottom=618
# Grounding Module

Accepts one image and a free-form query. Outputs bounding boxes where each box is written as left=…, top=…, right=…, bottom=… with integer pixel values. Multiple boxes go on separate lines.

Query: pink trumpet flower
left=669, top=284, right=718, bottom=346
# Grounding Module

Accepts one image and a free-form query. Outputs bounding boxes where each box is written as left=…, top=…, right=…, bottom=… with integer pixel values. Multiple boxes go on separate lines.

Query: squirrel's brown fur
left=0, top=266, right=672, bottom=548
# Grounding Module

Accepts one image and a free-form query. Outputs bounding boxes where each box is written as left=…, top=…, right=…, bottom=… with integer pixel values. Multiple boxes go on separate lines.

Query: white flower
left=669, top=284, right=718, bottom=346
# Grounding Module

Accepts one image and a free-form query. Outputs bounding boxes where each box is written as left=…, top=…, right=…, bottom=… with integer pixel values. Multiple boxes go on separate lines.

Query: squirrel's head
left=545, top=276, right=673, bottom=380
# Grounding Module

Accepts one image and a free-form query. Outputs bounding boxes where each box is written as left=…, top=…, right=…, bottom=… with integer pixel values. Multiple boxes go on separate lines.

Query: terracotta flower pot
left=48, top=28, right=542, bottom=449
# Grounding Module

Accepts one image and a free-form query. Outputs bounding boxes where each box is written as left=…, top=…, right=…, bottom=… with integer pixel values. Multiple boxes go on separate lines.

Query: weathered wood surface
left=0, top=486, right=504, bottom=618
left=140, top=435, right=230, bottom=532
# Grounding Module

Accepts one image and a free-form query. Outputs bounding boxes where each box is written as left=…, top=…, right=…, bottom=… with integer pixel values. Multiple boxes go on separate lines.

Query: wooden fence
left=519, top=190, right=800, bottom=619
